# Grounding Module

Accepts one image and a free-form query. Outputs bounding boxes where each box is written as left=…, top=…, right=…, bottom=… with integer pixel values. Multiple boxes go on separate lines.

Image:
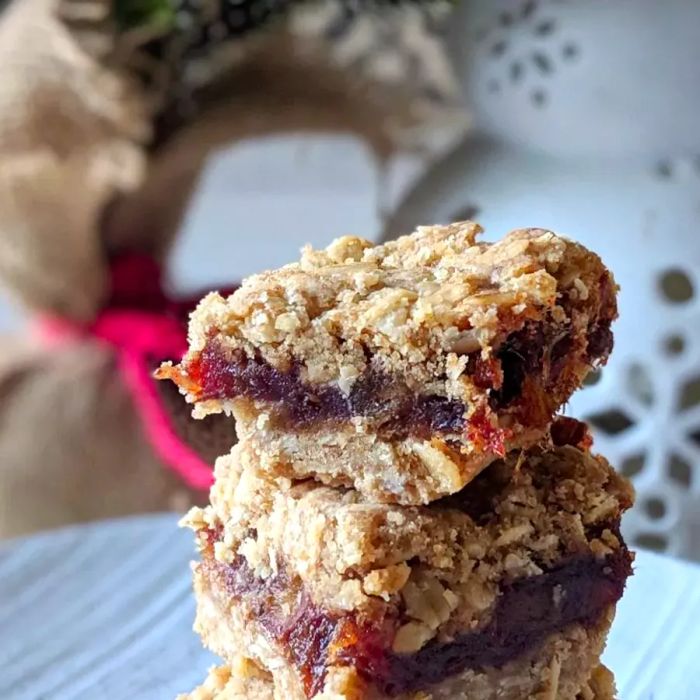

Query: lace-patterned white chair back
left=385, top=0, right=700, bottom=560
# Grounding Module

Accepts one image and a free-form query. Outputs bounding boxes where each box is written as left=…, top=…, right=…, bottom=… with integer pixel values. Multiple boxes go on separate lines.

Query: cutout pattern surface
left=573, top=255, right=700, bottom=556
left=389, top=0, right=700, bottom=560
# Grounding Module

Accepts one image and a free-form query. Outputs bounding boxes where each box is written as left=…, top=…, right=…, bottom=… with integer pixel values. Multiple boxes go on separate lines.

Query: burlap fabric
left=0, top=0, right=464, bottom=538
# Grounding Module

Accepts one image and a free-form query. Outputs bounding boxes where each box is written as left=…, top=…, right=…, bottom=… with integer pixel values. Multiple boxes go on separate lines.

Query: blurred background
left=0, top=0, right=698, bottom=565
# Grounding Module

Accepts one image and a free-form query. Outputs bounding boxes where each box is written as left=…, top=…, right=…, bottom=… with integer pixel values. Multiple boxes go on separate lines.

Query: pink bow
left=36, top=254, right=216, bottom=490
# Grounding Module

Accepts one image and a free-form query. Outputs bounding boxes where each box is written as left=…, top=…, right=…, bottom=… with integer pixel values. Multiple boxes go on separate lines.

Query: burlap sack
left=0, top=0, right=464, bottom=538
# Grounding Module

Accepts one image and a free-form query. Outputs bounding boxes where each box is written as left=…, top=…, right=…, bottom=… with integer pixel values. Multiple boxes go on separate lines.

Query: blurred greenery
left=112, top=0, right=453, bottom=33
left=114, top=0, right=175, bottom=31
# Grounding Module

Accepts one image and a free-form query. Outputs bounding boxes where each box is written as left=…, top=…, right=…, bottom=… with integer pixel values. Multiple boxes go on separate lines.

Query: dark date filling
left=201, top=530, right=631, bottom=698
left=187, top=343, right=466, bottom=440
left=550, top=415, right=594, bottom=451
left=200, top=528, right=393, bottom=697
left=374, top=549, right=631, bottom=695
left=183, top=318, right=612, bottom=441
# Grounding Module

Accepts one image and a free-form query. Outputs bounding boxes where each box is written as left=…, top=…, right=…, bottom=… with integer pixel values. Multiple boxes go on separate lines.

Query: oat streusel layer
left=181, top=428, right=632, bottom=699
left=180, top=660, right=617, bottom=700
left=180, top=642, right=617, bottom=700
left=161, top=223, right=617, bottom=504
left=177, top=659, right=275, bottom=700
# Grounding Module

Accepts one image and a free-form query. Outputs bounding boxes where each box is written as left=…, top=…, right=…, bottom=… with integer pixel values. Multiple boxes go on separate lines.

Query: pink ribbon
left=35, top=254, right=216, bottom=490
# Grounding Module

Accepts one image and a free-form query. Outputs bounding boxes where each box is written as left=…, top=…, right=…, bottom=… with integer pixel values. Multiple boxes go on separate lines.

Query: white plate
left=0, top=514, right=215, bottom=700
left=2, top=514, right=700, bottom=699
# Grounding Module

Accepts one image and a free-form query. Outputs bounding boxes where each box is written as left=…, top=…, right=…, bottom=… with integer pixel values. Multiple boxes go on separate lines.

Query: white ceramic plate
left=2, top=514, right=700, bottom=699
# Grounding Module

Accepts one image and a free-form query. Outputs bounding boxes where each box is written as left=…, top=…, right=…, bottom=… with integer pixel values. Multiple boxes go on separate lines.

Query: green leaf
left=114, top=0, right=175, bottom=32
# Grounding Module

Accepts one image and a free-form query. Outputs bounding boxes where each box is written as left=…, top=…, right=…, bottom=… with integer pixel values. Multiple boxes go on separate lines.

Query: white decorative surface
left=386, top=0, right=700, bottom=562
left=448, top=0, right=700, bottom=157
left=1, top=515, right=700, bottom=699
left=386, top=139, right=700, bottom=560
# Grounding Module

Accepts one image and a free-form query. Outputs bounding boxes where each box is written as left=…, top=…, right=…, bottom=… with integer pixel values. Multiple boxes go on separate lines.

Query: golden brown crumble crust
left=185, top=597, right=616, bottom=700
left=184, top=223, right=614, bottom=391
left=182, top=439, right=632, bottom=649
left=229, top=401, right=546, bottom=505
left=174, top=222, right=629, bottom=699
left=180, top=659, right=616, bottom=700
left=163, top=223, right=617, bottom=504
left=177, top=659, right=274, bottom=700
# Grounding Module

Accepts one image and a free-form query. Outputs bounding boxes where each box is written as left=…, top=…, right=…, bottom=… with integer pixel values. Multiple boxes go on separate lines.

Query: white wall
left=167, top=134, right=384, bottom=294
